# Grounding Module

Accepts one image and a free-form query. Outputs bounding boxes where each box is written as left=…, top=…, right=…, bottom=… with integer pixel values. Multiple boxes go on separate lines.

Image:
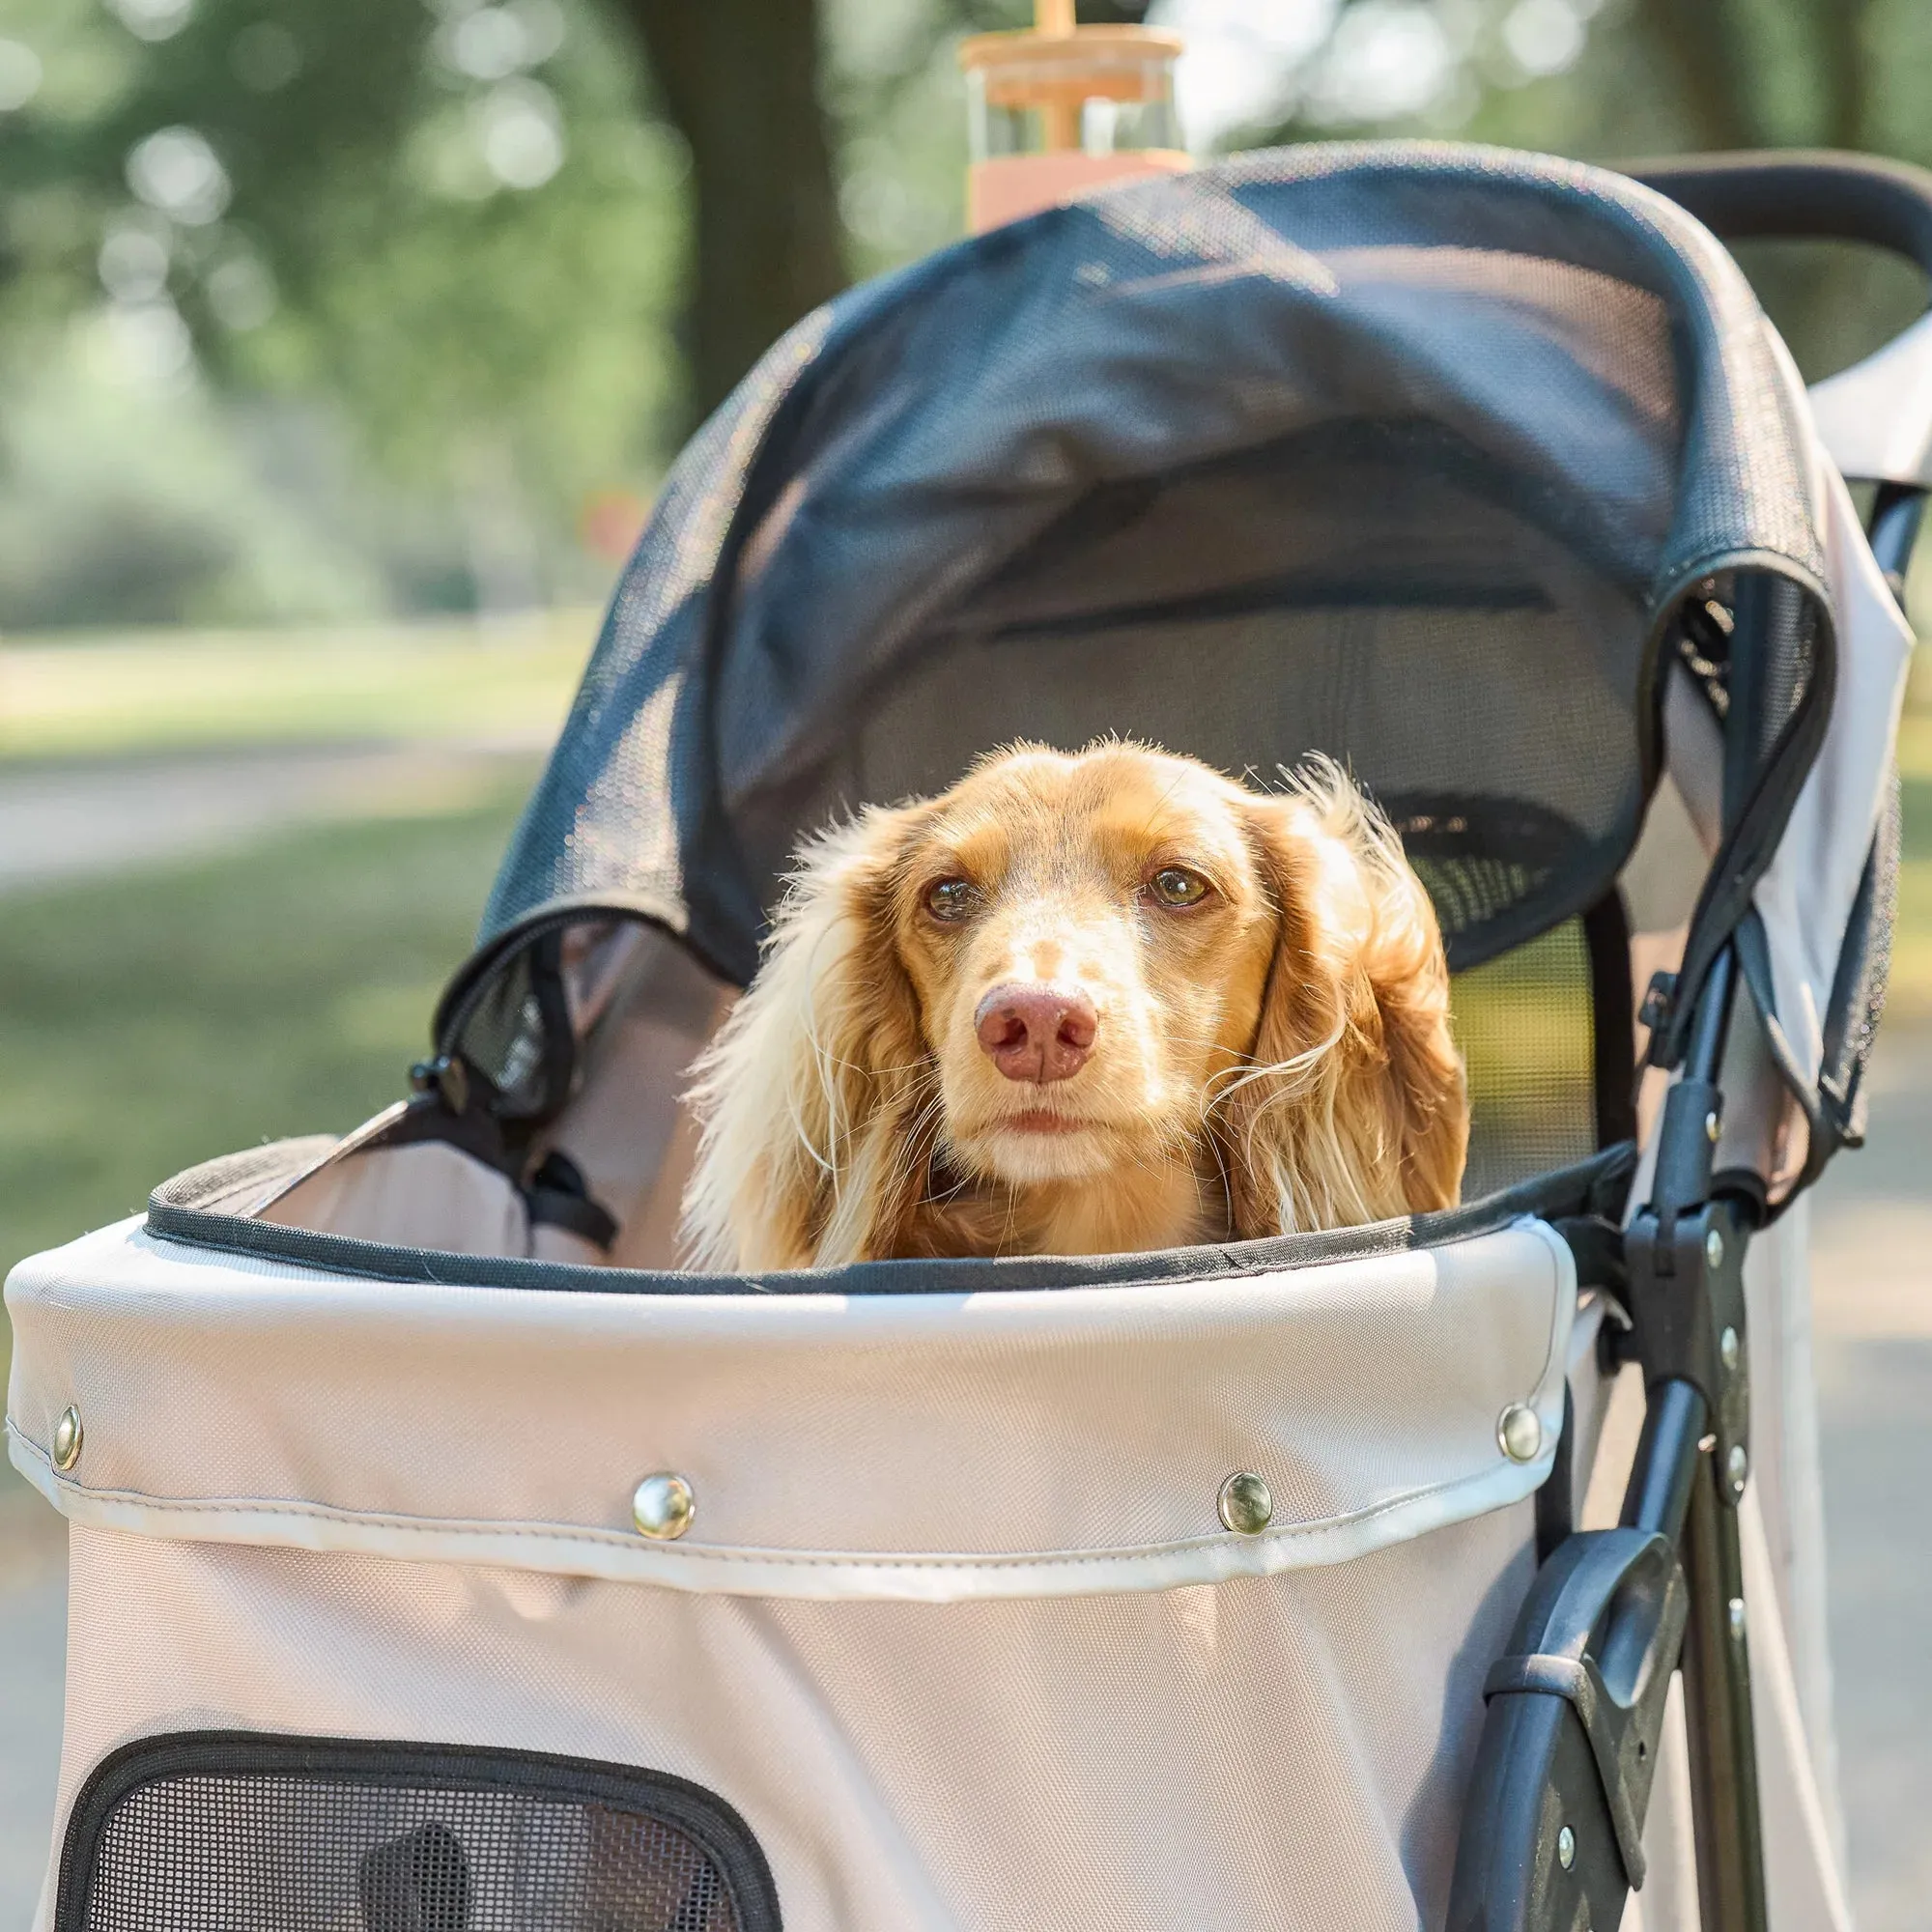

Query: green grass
left=0, top=612, right=592, bottom=762
left=0, top=785, right=529, bottom=1342
left=1888, top=712, right=1932, bottom=1020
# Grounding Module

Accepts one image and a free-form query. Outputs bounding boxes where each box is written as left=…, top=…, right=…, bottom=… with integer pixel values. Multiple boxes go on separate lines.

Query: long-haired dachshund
left=680, top=742, right=1466, bottom=1269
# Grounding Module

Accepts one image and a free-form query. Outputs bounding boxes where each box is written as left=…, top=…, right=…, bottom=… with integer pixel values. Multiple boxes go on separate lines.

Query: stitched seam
left=1521, top=1215, right=1572, bottom=1404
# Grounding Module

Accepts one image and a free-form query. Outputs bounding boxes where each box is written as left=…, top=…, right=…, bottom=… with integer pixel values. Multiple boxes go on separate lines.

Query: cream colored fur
left=680, top=745, right=1465, bottom=1270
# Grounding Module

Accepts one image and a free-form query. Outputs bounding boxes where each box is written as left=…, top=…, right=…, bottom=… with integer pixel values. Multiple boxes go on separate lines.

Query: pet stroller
left=9, top=142, right=1931, bottom=1932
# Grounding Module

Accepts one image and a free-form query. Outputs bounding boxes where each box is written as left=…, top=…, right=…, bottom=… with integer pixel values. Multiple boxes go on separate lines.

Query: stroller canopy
left=464, top=142, right=1833, bottom=1036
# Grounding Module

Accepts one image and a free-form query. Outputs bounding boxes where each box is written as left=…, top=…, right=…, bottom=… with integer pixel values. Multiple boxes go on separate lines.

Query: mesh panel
left=831, top=449, right=1639, bottom=975
left=1452, top=919, right=1600, bottom=1198
left=61, top=1737, right=776, bottom=1932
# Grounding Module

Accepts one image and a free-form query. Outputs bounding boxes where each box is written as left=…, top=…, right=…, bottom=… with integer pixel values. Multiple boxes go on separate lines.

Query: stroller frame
left=1452, top=151, right=1932, bottom=1932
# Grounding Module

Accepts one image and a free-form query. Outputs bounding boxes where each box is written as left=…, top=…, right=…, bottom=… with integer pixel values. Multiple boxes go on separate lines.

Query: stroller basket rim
left=139, top=1136, right=1636, bottom=1299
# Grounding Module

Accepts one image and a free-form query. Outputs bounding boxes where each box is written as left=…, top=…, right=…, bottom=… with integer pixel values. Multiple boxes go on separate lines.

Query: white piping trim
left=11, top=1423, right=1554, bottom=1602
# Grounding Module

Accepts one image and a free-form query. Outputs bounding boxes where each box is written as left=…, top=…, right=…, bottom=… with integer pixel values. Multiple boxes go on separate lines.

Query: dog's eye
left=1148, top=866, right=1210, bottom=908
left=923, top=877, right=980, bottom=922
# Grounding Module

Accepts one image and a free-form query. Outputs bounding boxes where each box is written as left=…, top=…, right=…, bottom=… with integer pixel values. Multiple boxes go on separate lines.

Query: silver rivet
left=1705, top=1228, right=1725, bottom=1270
left=51, top=1406, right=83, bottom=1474
left=631, top=1473, right=695, bottom=1541
left=1557, top=1824, right=1577, bottom=1870
left=1704, top=1110, right=1721, bottom=1144
left=1726, top=1443, right=1748, bottom=1492
left=1498, top=1404, right=1543, bottom=1463
left=1218, top=1471, right=1273, bottom=1536
left=1728, top=1597, right=1747, bottom=1641
left=1719, top=1326, right=1740, bottom=1373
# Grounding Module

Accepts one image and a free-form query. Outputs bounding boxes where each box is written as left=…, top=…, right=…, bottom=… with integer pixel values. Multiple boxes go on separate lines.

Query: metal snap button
left=1497, top=1404, right=1543, bottom=1463
left=51, top=1406, right=83, bottom=1474
left=632, top=1473, right=696, bottom=1541
left=1217, top=1470, right=1273, bottom=1536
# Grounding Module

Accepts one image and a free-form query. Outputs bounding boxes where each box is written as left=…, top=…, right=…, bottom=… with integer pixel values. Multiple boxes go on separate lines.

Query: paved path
left=0, top=740, right=542, bottom=895
left=0, top=1490, right=63, bottom=1930
left=1809, top=1025, right=1932, bottom=1931
left=1, top=1026, right=1928, bottom=1926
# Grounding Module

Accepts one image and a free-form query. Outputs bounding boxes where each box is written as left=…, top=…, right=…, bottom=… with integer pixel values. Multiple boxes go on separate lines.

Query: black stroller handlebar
left=1628, top=149, right=1932, bottom=293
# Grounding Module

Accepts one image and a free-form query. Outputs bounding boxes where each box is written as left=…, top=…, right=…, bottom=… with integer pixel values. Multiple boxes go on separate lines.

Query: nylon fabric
left=5, top=1214, right=1574, bottom=1599
left=42, top=1516, right=1533, bottom=1932
left=1751, top=389, right=1915, bottom=1090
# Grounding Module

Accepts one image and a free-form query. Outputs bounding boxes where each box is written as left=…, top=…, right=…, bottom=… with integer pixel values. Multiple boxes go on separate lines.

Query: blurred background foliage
left=0, top=0, right=1928, bottom=632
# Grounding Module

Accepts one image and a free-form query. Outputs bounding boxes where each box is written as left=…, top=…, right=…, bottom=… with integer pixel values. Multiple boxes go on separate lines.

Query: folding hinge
left=1625, top=1198, right=1751, bottom=1509
left=1450, top=1528, right=1690, bottom=1928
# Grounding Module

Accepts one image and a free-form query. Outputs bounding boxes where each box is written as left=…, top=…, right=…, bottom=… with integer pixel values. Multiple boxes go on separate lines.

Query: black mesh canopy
left=451, top=141, right=1832, bottom=1034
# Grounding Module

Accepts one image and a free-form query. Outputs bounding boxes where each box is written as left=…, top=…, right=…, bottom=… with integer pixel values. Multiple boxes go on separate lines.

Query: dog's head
left=681, top=743, right=1466, bottom=1268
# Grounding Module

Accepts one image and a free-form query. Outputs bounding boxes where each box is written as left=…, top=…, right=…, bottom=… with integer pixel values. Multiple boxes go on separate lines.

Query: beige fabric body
left=41, top=1511, right=1532, bottom=1932
left=11, top=1214, right=1577, bottom=1928
left=7, top=1205, right=1858, bottom=1929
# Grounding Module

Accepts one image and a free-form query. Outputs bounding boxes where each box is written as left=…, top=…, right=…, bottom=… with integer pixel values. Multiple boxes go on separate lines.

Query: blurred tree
left=0, top=0, right=686, bottom=616
left=1627, top=0, right=1877, bottom=154
left=615, top=0, right=844, bottom=418
left=4, top=0, right=1930, bottom=630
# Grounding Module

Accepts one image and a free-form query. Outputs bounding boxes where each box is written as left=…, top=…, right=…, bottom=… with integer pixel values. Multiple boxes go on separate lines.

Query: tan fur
left=679, top=743, right=1467, bottom=1269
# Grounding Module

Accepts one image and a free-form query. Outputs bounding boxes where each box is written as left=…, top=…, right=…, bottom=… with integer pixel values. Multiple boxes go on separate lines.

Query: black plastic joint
left=1448, top=1529, right=1690, bottom=1931
left=408, top=1053, right=471, bottom=1117
left=1639, top=970, right=1679, bottom=1064
left=1649, top=1077, right=1722, bottom=1223
left=1625, top=1198, right=1751, bottom=1509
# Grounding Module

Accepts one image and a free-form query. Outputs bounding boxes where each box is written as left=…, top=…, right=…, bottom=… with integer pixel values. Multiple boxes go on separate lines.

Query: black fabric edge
left=1818, top=771, right=1900, bottom=1148
left=55, top=1731, right=781, bottom=1932
left=144, top=1140, right=1635, bottom=1299
left=1583, top=888, right=1638, bottom=1150
left=1645, top=552, right=1837, bottom=1071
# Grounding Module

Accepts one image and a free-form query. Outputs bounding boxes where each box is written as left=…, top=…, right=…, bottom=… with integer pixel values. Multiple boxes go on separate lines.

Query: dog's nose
left=974, top=984, right=1097, bottom=1083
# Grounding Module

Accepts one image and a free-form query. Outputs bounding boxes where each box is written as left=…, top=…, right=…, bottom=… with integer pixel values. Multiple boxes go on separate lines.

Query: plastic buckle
left=409, top=1053, right=470, bottom=1116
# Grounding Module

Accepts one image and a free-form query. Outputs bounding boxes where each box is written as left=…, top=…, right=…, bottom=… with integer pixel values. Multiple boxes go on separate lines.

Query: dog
left=679, top=742, right=1466, bottom=1269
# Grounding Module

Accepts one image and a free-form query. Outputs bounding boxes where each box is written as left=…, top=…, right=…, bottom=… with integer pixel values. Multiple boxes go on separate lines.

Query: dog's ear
left=1218, top=761, right=1466, bottom=1236
left=679, top=805, right=935, bottom=1270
